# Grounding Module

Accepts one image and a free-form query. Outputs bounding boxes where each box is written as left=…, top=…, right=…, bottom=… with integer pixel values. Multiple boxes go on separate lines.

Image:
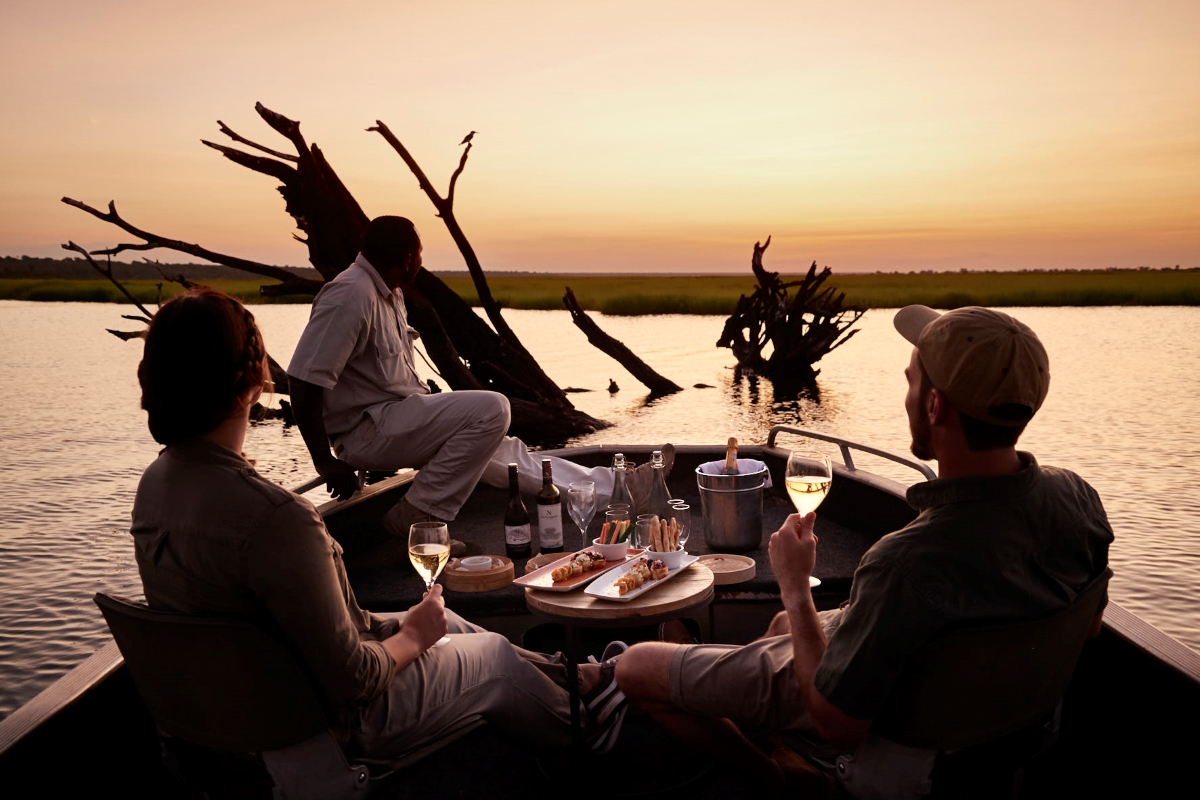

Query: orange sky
left=1, top=1, right=1197, bottom=274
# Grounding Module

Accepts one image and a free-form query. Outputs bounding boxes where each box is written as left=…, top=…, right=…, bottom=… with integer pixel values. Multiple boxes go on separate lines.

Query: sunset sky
left=1, top=1, right=1196, bottom=274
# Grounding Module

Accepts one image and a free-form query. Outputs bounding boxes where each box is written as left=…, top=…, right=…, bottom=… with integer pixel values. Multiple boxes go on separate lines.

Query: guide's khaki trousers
left=333, top=389, right=617, bottom=520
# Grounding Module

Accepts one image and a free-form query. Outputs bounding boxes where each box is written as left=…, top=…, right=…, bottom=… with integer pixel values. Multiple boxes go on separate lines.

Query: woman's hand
left=399, top=584, right=449, bottom=651
left=383, top=584, right=449, bottom=673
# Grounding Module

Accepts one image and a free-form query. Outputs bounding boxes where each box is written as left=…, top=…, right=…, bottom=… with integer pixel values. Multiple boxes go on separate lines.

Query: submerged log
left=717, top=238, right=864, bottom=393
left=562, top=287, right=682, bottom=397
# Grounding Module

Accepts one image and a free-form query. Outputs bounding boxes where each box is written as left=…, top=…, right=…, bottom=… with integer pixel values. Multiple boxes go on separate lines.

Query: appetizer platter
left=513, top=547, right=643, bottom=592
left=584, top=553, right=701, bottom=602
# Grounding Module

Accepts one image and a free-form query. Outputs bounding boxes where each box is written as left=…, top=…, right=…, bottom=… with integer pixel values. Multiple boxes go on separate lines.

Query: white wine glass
left=785, top=449, right=834, bottom=516
left=408, top=521, right=452, bottom=647
left=567, top=481, right=597, bottom=551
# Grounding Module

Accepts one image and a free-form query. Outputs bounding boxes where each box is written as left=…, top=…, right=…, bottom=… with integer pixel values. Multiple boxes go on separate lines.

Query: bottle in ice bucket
left=536, top=458, right=564, bottom=553
left=610, top=453, right=633, bottom=511
left=646, top=449, right=673, bottom=521
left=504, top=463, right=531, bottom=559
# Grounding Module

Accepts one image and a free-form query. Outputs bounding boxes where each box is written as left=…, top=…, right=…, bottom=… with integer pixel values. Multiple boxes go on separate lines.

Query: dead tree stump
left=717, top=238, right=865, bottom=394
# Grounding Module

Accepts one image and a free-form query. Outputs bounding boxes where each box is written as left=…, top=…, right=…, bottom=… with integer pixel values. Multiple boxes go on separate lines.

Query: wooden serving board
left=443, top=556, right=514, bottom=592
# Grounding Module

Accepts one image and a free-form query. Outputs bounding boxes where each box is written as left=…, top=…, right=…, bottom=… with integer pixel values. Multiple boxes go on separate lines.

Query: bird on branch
left=460, top=130, right=477, bottom=145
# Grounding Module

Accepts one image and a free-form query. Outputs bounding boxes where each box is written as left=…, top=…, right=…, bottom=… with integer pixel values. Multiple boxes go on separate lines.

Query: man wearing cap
left=615, top=305, right=1113, bottom=797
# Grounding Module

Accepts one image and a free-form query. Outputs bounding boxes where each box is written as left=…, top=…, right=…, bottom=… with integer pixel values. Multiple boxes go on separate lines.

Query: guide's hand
left=316, top=456, right=361, bottom=501
left=769, top=512, right=818, bottom=605
left=401, top=585, right=449, bottom=651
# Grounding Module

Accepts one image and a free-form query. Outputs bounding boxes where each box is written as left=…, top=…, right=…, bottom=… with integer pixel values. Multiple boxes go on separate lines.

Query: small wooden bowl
left=443, top=555, right=514, bottom=592
left=525, top=552, right=564, bottom=575
left=696, top=554, right=756, bottom=585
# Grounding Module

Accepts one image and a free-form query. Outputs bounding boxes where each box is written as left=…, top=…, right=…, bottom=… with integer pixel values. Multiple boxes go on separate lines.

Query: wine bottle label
left=505, top=524, right=531, bottom=546
left=538, top=505, right=563, bottom=547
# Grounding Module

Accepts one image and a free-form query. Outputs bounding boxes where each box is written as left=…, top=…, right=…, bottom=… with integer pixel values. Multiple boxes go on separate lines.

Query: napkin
left=698, top=459, right=773, bottom=488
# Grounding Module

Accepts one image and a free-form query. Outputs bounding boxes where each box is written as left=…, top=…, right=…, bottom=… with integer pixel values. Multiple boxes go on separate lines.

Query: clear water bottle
left=610, top=453, right=633, bottom=511
left=646, top=449, right=672, bottom=520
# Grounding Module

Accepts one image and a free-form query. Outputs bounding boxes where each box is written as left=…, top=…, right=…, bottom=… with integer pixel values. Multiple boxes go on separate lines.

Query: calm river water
left=1, top=301, right=1197, bottom=719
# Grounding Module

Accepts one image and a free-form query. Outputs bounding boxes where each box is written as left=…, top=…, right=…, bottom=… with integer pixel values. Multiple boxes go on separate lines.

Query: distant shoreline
left=1, top=258, right=1196, bottom=313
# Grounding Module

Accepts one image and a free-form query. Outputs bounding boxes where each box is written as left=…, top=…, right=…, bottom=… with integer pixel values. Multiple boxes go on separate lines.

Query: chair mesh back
left=94, top=592, right=330, bottom=752
left=872, top=569, right=1111, bottom=751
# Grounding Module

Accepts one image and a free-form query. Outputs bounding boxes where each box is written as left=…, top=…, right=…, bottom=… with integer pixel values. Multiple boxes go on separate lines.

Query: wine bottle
left=609, top=453, right=633, bottom=510
left=504, top=463, right=532, bottom=559
left=646, top=449, right=673, bottom=521
left=536, top=458, right=564, bottom=553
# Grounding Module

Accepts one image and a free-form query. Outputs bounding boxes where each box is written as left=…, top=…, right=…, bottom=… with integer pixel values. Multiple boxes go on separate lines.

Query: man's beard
left=910, top=415, right=933, bottom=461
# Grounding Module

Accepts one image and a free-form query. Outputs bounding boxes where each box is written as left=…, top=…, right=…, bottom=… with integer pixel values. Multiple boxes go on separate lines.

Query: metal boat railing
left=766, top=425, right=936, bottom=482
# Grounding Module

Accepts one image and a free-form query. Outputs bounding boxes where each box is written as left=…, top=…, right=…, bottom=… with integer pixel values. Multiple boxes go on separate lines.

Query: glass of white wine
left=785, top=449, right=833, bottom=516
left=408, top=521, right=452, bottom=647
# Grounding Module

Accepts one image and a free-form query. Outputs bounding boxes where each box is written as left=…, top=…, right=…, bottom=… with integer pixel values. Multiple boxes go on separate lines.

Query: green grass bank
left=2, top=269, right=1197, bottom=314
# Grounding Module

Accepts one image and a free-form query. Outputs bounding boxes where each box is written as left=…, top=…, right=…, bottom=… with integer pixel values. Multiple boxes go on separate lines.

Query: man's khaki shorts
left=667, top=608, right=844, bottom=732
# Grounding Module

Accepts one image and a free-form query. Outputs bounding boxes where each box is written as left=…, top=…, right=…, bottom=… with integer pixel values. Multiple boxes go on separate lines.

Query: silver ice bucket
left=696, top=464, right=769, bottom=552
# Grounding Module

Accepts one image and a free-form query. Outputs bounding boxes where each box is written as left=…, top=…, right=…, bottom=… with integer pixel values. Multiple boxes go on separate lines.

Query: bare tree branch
left=216, top=120, right=299, bottom=162
left=563, top=287, right=682, bottom=397
left=446, top=143, right=472, bottom=207
left=201, top=139, right=296, bottom=183
left=153, top=263, right=200, bottom=289
left=367, top=123, right=510, bottom=337
left=62, top=241, right=155, bottom=319
left=60, top=197, right=322, bottom=294
left=254, top=102, right=308, bottom=155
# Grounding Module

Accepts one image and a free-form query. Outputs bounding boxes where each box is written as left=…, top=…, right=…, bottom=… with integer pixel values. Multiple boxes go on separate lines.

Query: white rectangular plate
left=584, top=554, right=700, bottom=602
left=514, top=548, right=642, bottom=592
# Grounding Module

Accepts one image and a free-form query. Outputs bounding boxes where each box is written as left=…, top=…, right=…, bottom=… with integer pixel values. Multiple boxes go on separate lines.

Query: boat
left=0, top=426, right=1196, bottom=798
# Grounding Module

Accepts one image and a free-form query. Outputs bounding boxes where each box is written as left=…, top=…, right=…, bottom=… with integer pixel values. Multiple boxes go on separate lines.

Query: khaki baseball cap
left=894, top=305, right=1050, bottom=426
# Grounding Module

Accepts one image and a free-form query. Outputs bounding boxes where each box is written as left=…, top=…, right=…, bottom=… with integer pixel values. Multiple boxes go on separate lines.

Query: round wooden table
left=524, top=563, right=715, bottom=746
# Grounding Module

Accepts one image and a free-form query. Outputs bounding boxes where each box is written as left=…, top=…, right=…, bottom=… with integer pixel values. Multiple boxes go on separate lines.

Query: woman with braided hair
left=128, top=288, right=629, bottom=760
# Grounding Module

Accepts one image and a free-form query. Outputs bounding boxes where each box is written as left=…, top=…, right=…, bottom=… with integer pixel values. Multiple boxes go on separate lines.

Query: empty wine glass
left=407, top=521, right=452, bottom=647
left=668, top=503, right=691, bottom=551
left=567, top=481, right=597, bottom=551
left=785, top=448, right=834, bottom=516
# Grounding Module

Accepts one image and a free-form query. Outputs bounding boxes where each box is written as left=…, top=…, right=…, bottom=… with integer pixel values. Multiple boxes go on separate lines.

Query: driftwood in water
left=717, top=238, right=864, bottom=391
left=562, top=287, right=682, bottom=397
left=62, top=103, right=608, bottom=444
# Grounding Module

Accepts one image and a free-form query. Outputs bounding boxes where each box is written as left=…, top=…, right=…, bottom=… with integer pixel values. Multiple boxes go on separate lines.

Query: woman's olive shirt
left=130, top=440, right=398, bottom=726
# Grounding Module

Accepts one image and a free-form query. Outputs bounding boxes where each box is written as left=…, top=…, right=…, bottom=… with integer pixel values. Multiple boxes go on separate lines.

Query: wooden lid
left=697, top=554, right=756, bottom=585
left=443, top=556, right=514, bottom=593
